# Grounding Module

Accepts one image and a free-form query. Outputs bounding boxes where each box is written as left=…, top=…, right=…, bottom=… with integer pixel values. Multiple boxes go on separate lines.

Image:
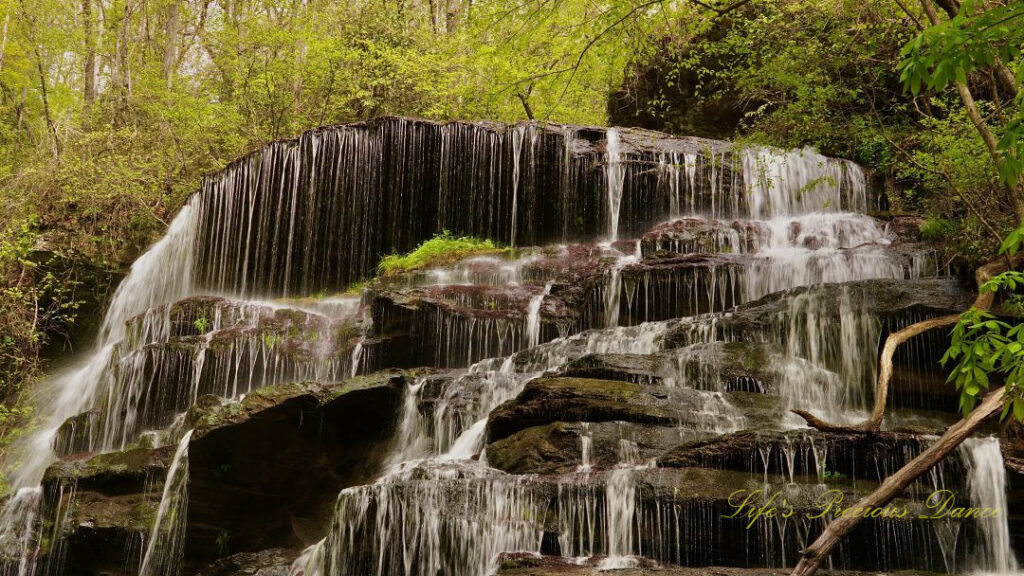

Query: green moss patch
left=377, top=232, right=508, bottom=276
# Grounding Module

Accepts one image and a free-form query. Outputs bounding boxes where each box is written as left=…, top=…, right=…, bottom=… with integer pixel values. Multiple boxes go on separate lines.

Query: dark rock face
left=26, top=249, right=123, bottom=362
left=657, top=429, right=964, bottom=488
left=486, top=423, right=584, bottom=475
left=40, top=447, right=171, bottom=575
left=496, top=554, right=921, bottom=576
left=665, top=278, right=974, bottom=349
left=641, top=218, right=766, bottom=256
left=183, top=371, right=405, bottom=567
left=1003, top=421, right=1024, bottom=556
left=883, top=215, right=926, bottom=243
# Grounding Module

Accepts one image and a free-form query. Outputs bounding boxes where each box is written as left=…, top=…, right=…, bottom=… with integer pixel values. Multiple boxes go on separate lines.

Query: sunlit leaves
left=898, top=2, right=1024, bottom=185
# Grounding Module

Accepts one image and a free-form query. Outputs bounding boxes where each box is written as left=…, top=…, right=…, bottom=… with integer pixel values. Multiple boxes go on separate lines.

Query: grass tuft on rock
left=377, top=231, right=507, bottom=276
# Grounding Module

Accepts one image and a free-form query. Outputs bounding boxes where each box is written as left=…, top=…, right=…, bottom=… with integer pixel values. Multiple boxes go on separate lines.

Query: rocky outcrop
left=658, top=429, right=962, bottom=487
left=1003, top=421, right=1024, bottom=556
left=53, top=296, right=362, bottom=457
left=557, top=343, right=778, bottom=393
left=484, top=371, right=795, bottom=475
left=14, top=116, right=994, bottom=576
left=183, top=371, right=406, bottom=566
left=665, top=278, right=974, bottom=349
left=640, top=218, right=767, bottom=256
left=486, top=377, right=679, bottom=444
left=40, top=446, right=172, bottom=576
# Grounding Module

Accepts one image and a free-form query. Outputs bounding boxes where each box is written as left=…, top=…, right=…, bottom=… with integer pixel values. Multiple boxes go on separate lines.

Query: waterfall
left=740, top=213, right=914, bottom=301
left=0, top=199, right=202, bottom=573
left=741, top=146, right=864, bottom=218
left=5, top=199, right=200, bottom=491
left=2, top=118, right=978, bottom=575
left=297, top=320, right=681, bottom=576
left=525, top=282, right=552, bottom=348
left=386, top=378, right=430, bottom=468
left=597, top=439, right=647, bottom=570
left=604, top=244, right=640, bottom=328
left=578, top=423, right=593, bottom=474
left=0, top=488, right=41, bottom=576
left=100, top=198, right=199, bottom=343
left=139, top=429, right=194, bottom=576
left=605, top=128, right=625, bottom=241
left=962, top=437, right=1019, bottom=575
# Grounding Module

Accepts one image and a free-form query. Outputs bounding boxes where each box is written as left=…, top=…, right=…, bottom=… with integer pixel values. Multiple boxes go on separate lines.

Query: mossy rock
left=43, top=446, right=171, bottom=493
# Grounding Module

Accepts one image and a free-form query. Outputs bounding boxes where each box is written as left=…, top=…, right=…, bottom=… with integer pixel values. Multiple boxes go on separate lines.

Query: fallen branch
left=790, top=388, right=1005, bottom=575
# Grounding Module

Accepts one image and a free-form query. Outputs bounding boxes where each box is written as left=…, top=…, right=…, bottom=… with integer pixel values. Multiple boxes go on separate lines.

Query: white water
left=0, top=488, right=41, bottom=576
left=525, top=282, right=553, bottom=348
left=604, top=243, right=640, bottom=328
left=510, top=125, right=526, bottom=246
left=139, top=429, right=194, bottom=576
left=5, top=199, right=200, bottom=493
left=597, top=439, right=648, bottom=570
left=0, top=200, right=203, bottom=573
left=741, top=146, right=864, bottom=218
left=605, top=129, right=625, bottom=241
left=296, top=318, right=681, bottom=576
left=962, top=438, right=1019, bottom=575
left=578, top=422, right=593, bottom=473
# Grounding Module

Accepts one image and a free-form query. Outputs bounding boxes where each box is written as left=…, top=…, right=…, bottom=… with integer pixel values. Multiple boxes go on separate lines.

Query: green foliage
left=193, top=317, right=211, bottom=333
left=899, top=1, right=1024, bottom=186
left=942, top=224, right=1024, bottom=418
left=920, top=218, right=956, bottom=241
left=0, top=403, right=34, bottom=497
left=620, top=0, right=1018, bottom=259
left=377, top=232, right=507, bottom=276
left=0, top=217, right=84, bottom=399
left=342, top=280, right=370, bottom=296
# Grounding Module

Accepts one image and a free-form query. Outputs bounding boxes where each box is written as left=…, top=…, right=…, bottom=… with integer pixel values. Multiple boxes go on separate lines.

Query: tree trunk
left=83, top=0, right=96, bottom=105
left=0, top=4, right=11, bottom=75
left=162, top=0, right=180, bottom=85
left=34, top=45, right=59, bottom=155
left=113, top=1, right=133, bottom=124
left=790, top=389, right=1006, bottom=576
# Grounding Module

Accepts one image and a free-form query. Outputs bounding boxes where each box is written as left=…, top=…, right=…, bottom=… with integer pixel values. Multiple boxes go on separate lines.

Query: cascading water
left=2, top=117, right=1010, bottom=576
left=525, top=282, right=552, bottom=348
left=597, top=440, right=648, bottom=570
left=961, top=438, right=1019, bottom=575
left=139, top=430, right=194, bottom=576
left=605, top=128, right=625, bottom=241
left=0, top=198, right=204, bottom=575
